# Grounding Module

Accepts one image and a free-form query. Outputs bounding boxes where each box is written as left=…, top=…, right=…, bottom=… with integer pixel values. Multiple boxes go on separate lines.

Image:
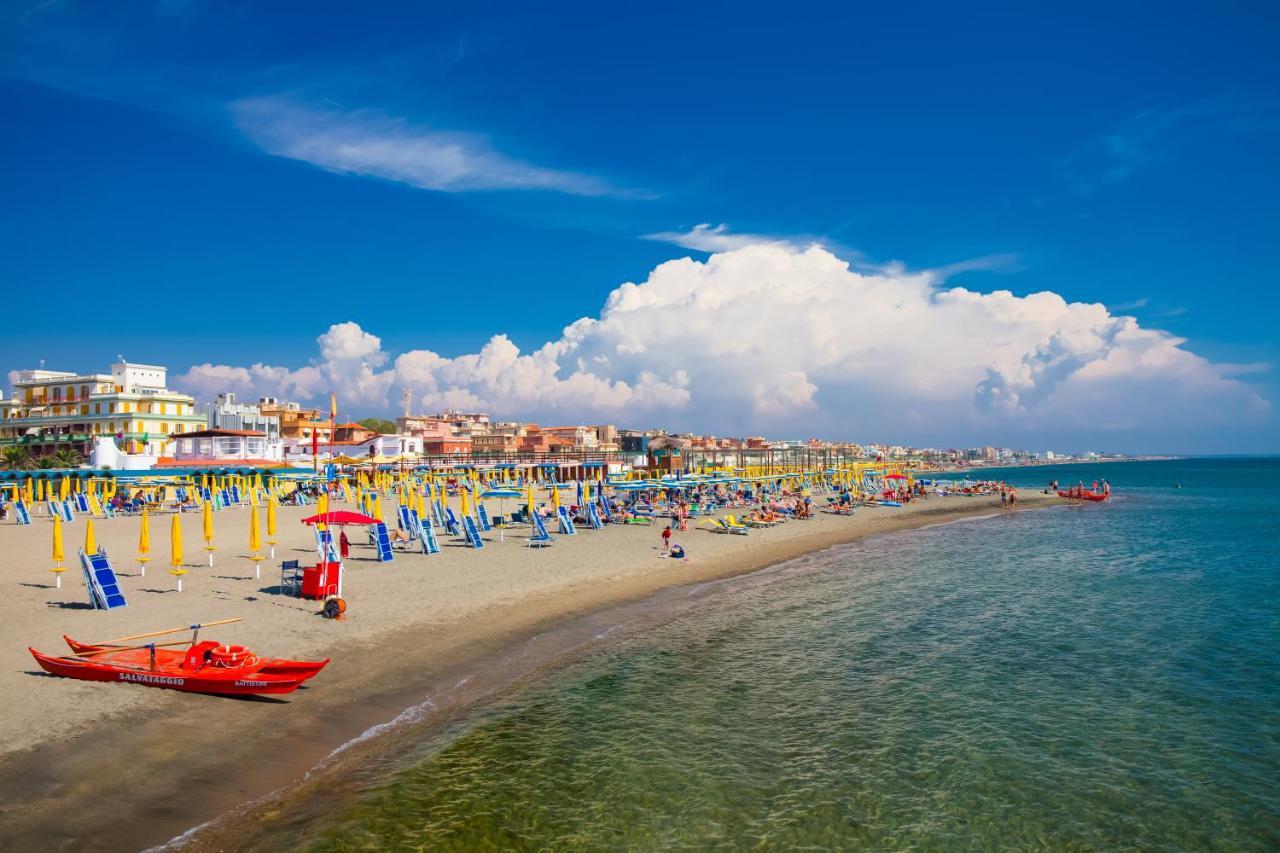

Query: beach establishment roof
left=167, top=428, right=267, bottom=439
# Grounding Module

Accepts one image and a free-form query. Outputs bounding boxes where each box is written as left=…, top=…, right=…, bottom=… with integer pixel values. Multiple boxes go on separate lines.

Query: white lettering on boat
left=118, top=672, right=185, bottom=686
left=234, top=680, right=267, bottom=688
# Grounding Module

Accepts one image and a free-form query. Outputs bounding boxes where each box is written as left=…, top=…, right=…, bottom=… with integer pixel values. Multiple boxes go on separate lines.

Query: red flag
left=330, top=392, right=337, bottom=421
left=312, top=427, right=319, bottom=459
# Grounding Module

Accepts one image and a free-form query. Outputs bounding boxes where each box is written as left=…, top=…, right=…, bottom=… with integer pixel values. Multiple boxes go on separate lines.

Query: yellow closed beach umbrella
left=50, top=515, right=65, bottom=588
left=170, top=513, right=183, bottom=566
left=138, top=509, right=151, bottom=576
left=526, top=483, right=536, bottom=522
left=460, top=484, right=471, bottom=519
left=59, top=476, right=69, bottom=501
left=249, top=503, right=264, bottom=578
left=84, top=518, right=97, bottom=555
left=267, top=498, right=278, bottom=558
left=52, top=515, right=64, bottom=564
left=551, top=482, right=561, bottom=511
left=203, top=500, right=215, bottom=566
left=373, top=494, right=383, bottom=522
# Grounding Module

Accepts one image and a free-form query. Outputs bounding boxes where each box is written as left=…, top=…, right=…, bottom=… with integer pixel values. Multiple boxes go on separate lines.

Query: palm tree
left=35, top=455, right=58, bottom=470
left=48, top=448, right=83, bottom=469
left=0, top=446, right=32, bottom=470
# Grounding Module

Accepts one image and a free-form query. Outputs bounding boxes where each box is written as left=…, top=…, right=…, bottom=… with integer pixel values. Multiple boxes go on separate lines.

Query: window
left=161, top=422, right=169, bottom=433
left=94, top=404, right=101, bottom=414
left=81, top=405, right=89, bottom=416
left=80, top=385, right=88, bottom=398
left=52, top=387, right=61, bottom=401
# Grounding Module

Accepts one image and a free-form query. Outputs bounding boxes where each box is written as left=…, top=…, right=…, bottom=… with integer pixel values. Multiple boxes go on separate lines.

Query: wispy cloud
left=932, top=253, right=1025, bottom=278
left=1108, top=297, right=1151, bottom=313
left=232, top=95, right=641, bottom=197
left=1057, top=98, right=1275, bottom=192
left=644, top=224, right=1022, bottom=282
left=642, top=223, right=810, bottom=252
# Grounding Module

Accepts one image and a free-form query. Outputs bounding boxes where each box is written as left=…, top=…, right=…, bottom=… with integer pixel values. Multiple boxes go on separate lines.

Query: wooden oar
left=72, top=640, right=193, bottom=658
left=93, top=618, right=244, bottom=646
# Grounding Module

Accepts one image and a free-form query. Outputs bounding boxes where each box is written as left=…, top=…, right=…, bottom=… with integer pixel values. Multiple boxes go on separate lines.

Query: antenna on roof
left=402, top=388, right=413, bottom=418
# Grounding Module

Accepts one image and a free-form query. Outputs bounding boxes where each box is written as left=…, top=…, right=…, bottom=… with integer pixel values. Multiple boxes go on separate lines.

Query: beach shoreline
left=0, top=491, right=1057, bottom=851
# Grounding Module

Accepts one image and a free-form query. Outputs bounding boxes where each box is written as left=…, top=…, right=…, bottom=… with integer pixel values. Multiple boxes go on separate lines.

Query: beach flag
left=330, top=391, right=338, bottom=421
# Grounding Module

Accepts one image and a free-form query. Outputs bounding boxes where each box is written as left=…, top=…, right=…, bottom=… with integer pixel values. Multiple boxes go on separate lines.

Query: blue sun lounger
left=80, top=547, right=127, bottom=610
left=556, top=506, right=577, bottom=535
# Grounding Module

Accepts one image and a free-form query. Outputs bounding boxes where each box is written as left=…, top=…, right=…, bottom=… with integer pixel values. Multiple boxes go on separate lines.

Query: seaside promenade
left=0, top=482, right=1055, bottom=850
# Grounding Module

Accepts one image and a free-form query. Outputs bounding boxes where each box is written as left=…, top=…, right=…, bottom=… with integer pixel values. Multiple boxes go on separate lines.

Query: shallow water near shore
left=238, top=459, right=1279, bottom=850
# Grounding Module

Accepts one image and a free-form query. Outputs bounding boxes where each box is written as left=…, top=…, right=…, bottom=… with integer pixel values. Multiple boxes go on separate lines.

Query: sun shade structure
left=301, top=510, right=380, bottom=526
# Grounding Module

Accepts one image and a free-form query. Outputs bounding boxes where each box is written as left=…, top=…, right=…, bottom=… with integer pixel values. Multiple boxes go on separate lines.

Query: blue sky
left=2, top=1, right=1277, bottom=453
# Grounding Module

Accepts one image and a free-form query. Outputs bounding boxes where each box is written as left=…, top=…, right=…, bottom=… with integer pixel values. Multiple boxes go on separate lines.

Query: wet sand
left=0, top=491, right=1056, bottom=850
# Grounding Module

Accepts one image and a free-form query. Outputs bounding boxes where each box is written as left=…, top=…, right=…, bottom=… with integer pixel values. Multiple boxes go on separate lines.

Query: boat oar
left=72, top=639, right=193, bottom=658
left=92, top=618, right=244, bottom=647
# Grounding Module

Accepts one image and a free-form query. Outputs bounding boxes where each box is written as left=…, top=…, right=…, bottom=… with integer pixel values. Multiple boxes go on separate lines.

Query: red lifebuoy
left=208, top=644, right=254, bottom=667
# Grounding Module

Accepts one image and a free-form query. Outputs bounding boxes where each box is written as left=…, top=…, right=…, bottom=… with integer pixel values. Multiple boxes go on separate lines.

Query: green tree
left=0, top=446, right=32, bottom=470
left=356, top=417, right=397, bottom=434
left=48, top=448, right=84, bottom=469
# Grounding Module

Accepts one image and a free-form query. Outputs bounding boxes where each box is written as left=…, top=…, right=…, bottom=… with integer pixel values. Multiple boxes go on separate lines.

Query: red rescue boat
left=1057, top=490, right=1108, bottom=502
left=62, top=637, right=330, bottom=681
left=28, top=618, right=329, bottom=696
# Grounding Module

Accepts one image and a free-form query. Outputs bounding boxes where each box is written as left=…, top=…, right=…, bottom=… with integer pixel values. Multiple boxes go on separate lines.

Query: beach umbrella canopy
left=301, top=510, right=379, bottom=526
left=249, top=504, right=262, bottom=552
left=202, top=501, right=214, bottom=544
left=526, top=484, right=536, bottom=520
left=267, top=499, right=277, bottom=537
left=52, top=515, right=63, bottom=563
left=170, top=514, right=183, bottom=566
left=59, top=476, right=69, bottom=501
left=84, top=518, right=96, bottom=555
left=139, top=509, right=151, bottom=557
left=480, top=488, right=522, bottom=498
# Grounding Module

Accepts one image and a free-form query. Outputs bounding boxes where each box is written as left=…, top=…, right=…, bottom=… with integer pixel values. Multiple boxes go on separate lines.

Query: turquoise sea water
left=253, top=459, right=1279, bottom=850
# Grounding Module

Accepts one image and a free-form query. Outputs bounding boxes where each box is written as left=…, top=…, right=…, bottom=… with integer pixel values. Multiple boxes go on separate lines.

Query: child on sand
left=661, top=525, right=672, bottom=554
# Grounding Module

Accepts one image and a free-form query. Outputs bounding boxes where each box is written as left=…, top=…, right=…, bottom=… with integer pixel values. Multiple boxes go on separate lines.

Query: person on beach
left=661, top=524, right=672, bottom=554
left=1008, top=488, right=1017, bottom=508
left=1000, top=489, right=1008, bottom=507
left=670, top=543, right=686, bottom=560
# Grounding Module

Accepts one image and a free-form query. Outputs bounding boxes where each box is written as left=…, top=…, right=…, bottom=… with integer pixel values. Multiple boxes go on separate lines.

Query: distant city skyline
left=2, top=2, right=1277, bottom=455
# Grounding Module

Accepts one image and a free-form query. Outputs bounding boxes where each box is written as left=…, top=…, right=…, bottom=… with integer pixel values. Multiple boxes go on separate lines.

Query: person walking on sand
left=1008, top=488, right=1017, bottom=508
left=661, top=524, right=672, bottom=554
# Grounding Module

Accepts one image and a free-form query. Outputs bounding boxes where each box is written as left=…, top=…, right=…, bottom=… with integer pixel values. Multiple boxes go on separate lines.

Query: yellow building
left=0, top=362, right=205, bottom=459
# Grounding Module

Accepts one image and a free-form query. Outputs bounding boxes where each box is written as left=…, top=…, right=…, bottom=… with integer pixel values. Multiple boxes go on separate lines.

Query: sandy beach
left=0, top=490, right=1057, bottom=850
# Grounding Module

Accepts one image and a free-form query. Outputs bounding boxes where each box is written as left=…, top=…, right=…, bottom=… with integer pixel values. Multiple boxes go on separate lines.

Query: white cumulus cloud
left=171, top=245, right=1270, bottom=444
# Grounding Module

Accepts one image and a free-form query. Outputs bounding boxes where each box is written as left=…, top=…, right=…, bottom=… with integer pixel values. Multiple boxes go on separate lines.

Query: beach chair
left=280, top=560, right=302, bottom=597
left=421, top=514, right=440, bottom=554
left=372, top=521, right=395, bottom=562
left=528, top=512, right=556, bottom=548
left=14, top=500, right=31, bottom=525
left=477, top=504, right=493, bottom=532
left=463, top=516, right=485, bottom=549
left=556, top=506, right=577, bottom=535
left=445, top=508, right=461, bottom=537
left=74, top=493, right=90, bottom=514
left=80, top=547, right=127, bottom=610
left=315, top=528, right=339, bottom=562
left=586, top=502, right=604, bottom=530
left=397, top=504, right=414, bottom=534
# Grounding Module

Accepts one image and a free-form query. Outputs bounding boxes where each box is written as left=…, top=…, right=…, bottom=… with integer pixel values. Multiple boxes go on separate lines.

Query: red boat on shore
left=1057, top=490, right=1108, bottom=502
left=29, top=619, right=329, bottom=696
